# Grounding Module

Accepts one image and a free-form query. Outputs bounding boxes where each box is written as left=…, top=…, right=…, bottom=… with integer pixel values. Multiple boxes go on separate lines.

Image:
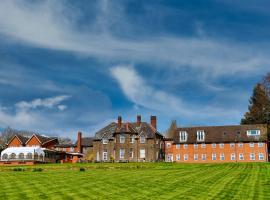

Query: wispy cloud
left=0, top=0, right=269, bottom=77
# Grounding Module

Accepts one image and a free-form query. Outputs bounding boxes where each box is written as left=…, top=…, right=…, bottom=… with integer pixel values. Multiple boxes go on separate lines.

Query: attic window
left=196, top=130, right=205, bottom=142
left=179, top=131, right=188, bottom=142
left=247, top=130, right=260, bottom=136
left=103, top=139, right=108, bottom=144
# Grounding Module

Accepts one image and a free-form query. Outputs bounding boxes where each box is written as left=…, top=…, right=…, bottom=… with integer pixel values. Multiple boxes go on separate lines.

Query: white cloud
left=57, top=105, right=67, bottom=111
left=0, top=0, right=269, bottom=77
left=15, top=95, right=70, bottom=110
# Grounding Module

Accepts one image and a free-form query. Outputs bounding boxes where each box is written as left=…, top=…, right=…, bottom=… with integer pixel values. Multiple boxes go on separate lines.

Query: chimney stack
left=150, top=116, right=157, bottom=129
left=137, top=115, right=141, bottom=126
left=77, top=131, right=82, bottom=153
left=118, top=116, right=122, bottom=128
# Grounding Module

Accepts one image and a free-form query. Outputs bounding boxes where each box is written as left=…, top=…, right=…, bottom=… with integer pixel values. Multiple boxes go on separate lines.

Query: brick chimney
left=150, top=116, right=157, bottom=129
left=118, top=116, right=122, bottom=128
left=137, top=115, right=141, bottom=126
left=77, top=131, right=82, bottom=153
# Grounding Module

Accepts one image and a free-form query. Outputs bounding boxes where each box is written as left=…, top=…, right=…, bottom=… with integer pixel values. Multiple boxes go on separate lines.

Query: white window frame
left=258, top=142, right=263, bottom=147
left=103, top=150, right=108, bottom=161
left=259, top=153, right=264, bottom=160
left=140, top=136, right=146, bottom=144
left=179, top=131, right=188, bottom=142
left=166, top=142, right=171, bottom=148
left=239, top=153, right=244, bottom=161
left=219, top=143, right=224, bottom=148
left=120, top=134, right=125, bottom=143
left=212, top=143, right=216, bottom=148
left=249, top=142, right=254, bottom=148
left=220, top=153, right=225, bottom=161
left=238, top=142, right=243, bottom=148
left=130, top=135, right=134, bottom=143
left=194, top=154, right=198, bottom=161
left=176, top=154, right=180, bottom=161
left=201, top=143, right=206, bottom=148
left=231, top=153, right=236, bottom=161
left=196, top=130, right=205, bottom=142
left=120, top=148, right=125, bottom=159
left=129, top=148, right=134, bottom=158
left=194, top=144, right=198, bottom=149
left=212, top=154, right=216, bottom=161
left=176, top=144, right=180, bottom=149
left=184, top=154, right=188, bottom=161
left=250, top=153, right=255, bottom=160
left=230, top=143, right=235, bottom=148
left=201, top=154, right=206, bottom=161
left=103, top=138, right=109, bottom=144
left=184, top=144, right=188, bottom=149
left=140, top=148, right=145, bottom=159
left=247, top=130, right=260, bottom=136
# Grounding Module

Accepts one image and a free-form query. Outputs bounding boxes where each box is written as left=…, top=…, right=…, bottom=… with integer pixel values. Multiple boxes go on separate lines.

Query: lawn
left=0, top=162, right=269, bottom=200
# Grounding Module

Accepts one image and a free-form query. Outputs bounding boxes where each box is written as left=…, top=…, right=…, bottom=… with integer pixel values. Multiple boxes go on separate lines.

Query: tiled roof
left=75, top=137, right=94, bottom=147
left=35, top=134, right=58, bottom=144
left=173, top=124, right=268, bottom=143
left=16, top=135, right=29, bottom=145
left=94, top=121, right=164, bottom=140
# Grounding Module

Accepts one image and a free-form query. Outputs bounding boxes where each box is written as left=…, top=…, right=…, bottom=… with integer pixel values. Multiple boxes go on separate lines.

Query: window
left=220, top=153, right=225, bottom=161
left=201, top=154, right=206, bottom=161
left=201, top=143, right=206, bottom=148
left=212, top=143, right=216, bottom=148
left=212, top=154, right=216, bottom=161
left=259, top=153, right=264, bottom=160
left=120, top=148, right=125, bottom=159
left=26, top=153, right=32, bottom=160
left=238, top=143, right=243, bottom=148
left=130, top=135, right=134, bottom=143
left=184, top=144, right=188, bottom=149
left=197, top=130, right=205, bottom=141
left=231, top=153, right=236, bottom=161
left=70, top=147, right=74, bottom=152
left=103, top=138, right=109, bottom=144
left=129, top=148, right=134, bottom=158
left=2, top=153, right=8, bottom=160
left=176, top=154, right=180, bottom=161
left=219, top=143, right=224, bottom=148
left=250, top=153, right=255, bottom=160
left=18, top=153, right=24, bottom=159
left=194, top=144, right=198, bottom=149
left=166, top=143, right=171, bottom=148
left=176, top=144, right=180, bottom=149
left=249, top=142, right=254, bottom=148
left=140, top=148, right=145, bottom=159
left=194, top=154, right=198, bottom=161
left=140, top=136, right=145, bottom=144
left=258, top=142, right=264, bottom=147
left=184, top=154, right=188, bottom=161
left=230, top=143, right=235, bottom=148
left=10, top=153, right=16, bottom=159
left=120, top=134, right=125, bottom=143
left=247, top=130, right=260, bottom=136
left=179, top=131, right=188, bottom=142
left=103, top=149, right=108, bottom=160
left=239, top=153, right=244, bottom=161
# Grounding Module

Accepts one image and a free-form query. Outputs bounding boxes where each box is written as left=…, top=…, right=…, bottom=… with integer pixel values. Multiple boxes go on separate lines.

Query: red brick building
left=93, top=115, right=165, bottom=162
left=165, top=124, right=269, bottom=163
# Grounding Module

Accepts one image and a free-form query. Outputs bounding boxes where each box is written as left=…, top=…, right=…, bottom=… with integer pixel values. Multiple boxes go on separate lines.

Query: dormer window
left=120, top=134, right=125, bottom=143
left=140, top=136, right=145, bottom=144
left=197, top=130, right=205, bottom=142
left=130, top=135, right=135, bottom=143
left=247, top=130, right=260, bottom=136
left=103, top=139, right=109, bottom=144
left=179, top=131, right=187, bottom=142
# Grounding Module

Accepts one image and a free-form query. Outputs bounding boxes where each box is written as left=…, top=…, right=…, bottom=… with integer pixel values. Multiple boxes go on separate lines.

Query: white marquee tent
left=1, top=147, right=45, bottom=161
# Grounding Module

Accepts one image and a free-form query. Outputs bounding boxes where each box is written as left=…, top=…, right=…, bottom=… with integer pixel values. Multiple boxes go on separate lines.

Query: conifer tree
left=166, top=120, right=177, bottom=138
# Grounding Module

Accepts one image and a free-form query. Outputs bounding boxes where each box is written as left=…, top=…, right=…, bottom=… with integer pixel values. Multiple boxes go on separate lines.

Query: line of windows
left=175, top=153, right=264, bottom=161
left=172, top=142, right=264, bottom=149
left=102, top=148, right=146, bottom=160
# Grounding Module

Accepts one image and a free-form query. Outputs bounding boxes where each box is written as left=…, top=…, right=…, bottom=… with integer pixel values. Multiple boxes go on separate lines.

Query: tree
left=166, top=120, right=177, bottom=138
left=241, top=83, right=270, bottom=125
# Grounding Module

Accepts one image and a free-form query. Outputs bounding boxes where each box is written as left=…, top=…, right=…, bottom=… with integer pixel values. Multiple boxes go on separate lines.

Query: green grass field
left=0, top=162, right=269, bottom=200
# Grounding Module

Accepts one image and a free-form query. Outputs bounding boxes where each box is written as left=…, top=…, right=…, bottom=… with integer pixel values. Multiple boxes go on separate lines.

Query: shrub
left=32, top=168, right=43, bottom=172
left=13, top=168, right=24, bottom=172
left=79, top=167, right=86, bottom=172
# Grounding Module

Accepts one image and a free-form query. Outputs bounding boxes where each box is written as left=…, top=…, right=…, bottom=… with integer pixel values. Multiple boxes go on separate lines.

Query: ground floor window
left=201, top=154, right=206, bottom=161
left=103, top=149, right=108, bottom=161
left=194, top=154, right=198, bottom=161
left=231, top=153, right=235, bottom=161
left=140, top=148, right=145, bottom=159
left=250, top=153, right=255, bottom=160
left=184, top=154, right=188, bottom=161
left=259, top=153, right=264, bottom=160
left=239, top=153, right=244, bottom=161
left=176, top=154, right=180, bottom=161
left=212, top=154, right=216, bottom=161
left=120, top=148, right=125, bottom=159
left=129, top=148, right=134, bottom=158
left=220, top=153, right=225, bottom=161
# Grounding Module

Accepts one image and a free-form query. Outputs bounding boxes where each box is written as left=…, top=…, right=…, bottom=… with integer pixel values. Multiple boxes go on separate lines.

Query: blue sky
left=0, top=0, right=269, bottom=139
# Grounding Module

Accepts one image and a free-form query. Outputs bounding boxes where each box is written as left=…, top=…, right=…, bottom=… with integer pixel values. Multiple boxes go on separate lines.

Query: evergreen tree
left=241, top=83, right=270, bottom=125
left=166, top=120, right=177, bottom=138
